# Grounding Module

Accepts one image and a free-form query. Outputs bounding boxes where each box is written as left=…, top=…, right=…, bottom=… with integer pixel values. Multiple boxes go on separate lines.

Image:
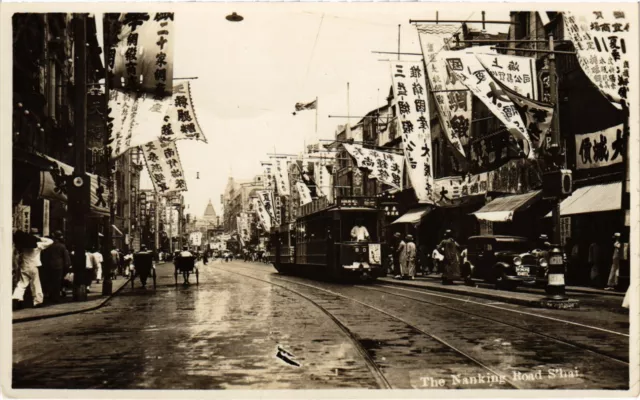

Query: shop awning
left=112, top=224, right=124, bottom=237
left=545, top=182, right=621, bottom=217
left=391, top=206, right=432, bottom=225
left=473, top=190, right=542, bottom=222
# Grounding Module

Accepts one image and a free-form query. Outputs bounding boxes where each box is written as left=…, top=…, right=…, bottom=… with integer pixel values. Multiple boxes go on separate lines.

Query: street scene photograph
left=2, top=2, right=638, bottom=396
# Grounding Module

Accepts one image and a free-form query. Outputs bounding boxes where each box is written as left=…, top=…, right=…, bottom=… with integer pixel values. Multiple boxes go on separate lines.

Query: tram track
left=358, top=284, right=629, bottom=365
left=213, top=264, right=524, bottom=389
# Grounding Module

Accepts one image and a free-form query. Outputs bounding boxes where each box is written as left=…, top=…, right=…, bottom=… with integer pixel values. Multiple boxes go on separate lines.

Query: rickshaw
left=131, top=251, right=157, bottom=289
left=174, top=255, right=199, bottom=285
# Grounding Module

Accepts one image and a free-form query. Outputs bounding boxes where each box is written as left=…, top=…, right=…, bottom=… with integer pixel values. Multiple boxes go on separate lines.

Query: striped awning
left=545, top=182, right=621, bottom=217
left=473, top=190, right=542, bottom=222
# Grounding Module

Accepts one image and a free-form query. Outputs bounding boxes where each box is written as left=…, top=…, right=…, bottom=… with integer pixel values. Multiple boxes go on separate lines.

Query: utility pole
left=154, top=192, right=159, bottom=254
left=548, top=34, right=562, bottom=246
left=71, top=13, right=88, bottom=301
left=102, top=14, right=114, bottom=295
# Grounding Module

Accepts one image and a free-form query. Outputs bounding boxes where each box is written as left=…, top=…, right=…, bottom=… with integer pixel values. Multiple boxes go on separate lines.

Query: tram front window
left=341, top=213, right=377, bottom=242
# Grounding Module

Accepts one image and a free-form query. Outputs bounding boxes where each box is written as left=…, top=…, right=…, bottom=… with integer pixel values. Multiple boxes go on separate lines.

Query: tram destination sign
left=337, top=197, right=378, bottom=208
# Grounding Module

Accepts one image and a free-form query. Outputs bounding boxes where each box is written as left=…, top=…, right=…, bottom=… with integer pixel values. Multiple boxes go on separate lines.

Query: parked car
left=464, top=235, right=545, bottom=289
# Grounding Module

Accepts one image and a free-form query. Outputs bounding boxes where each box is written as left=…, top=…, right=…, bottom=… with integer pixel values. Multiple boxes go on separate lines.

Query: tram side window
left=341, top=213, right=377, bottom=242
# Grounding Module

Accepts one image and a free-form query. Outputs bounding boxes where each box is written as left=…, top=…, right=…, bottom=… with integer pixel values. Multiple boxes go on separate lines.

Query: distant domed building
left=202, top=199, right=218, bottom=225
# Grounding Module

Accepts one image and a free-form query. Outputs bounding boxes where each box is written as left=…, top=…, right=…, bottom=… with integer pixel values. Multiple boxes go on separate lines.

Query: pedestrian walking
left=109, top=247, right=120, bottom=279
left=405, top=235, right=417, bottom=280
left=393, top=232, right=404, bottom=278
left=605, top=233, right=622, bottom=291
left=85, top=249, right=95, bottom=292
left=41, top=231, right=71, bottom=304
left=93, top=247, right=104, bottom=284
left=396, top=235, right=407, bottom=279
left=431, top=247, right=443, bottom=274
left=438, top=230, right=461, bottom=285
left=12, top=230, right=52, bottom=308
left=134, top=244, right=155, bottom=289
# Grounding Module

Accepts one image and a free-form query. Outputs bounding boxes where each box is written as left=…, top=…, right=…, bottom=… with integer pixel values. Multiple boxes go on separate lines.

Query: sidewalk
left=13, top=275, right=131, bottom=323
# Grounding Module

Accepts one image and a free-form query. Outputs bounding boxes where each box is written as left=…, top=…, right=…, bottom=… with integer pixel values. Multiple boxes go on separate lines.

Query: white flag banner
left=273, top=158, right=291, bottom=196
left=564, top=10, right=630, bottom=108
left=296, top=182, right=313, bottom=206
left=575, top=123, right=625, bottom=169
left=253, top=197, right=271, bottom=232
left=127, top=93, right=172, bottom=148
left=476, top=53, right=538, bottom=99
left=142, top=140, right=187, bottom=193
left=261, top=162, right=274, bottom=190
left=443, top=51, right=534, bottom=159
left=315, top=165, right=334, bottom=202
left=39, top=155, right=111, bottom=216
left=390, top=61, right=434, bottom=202
left=257, top=190, right=276, bottom=224
left=107, top=89, right=138, bottom=159
left=417, top=24, right=470, bottom=156
left=161, top=81, right=206, bottom=143
left=343, top=144, right=404, bottom=190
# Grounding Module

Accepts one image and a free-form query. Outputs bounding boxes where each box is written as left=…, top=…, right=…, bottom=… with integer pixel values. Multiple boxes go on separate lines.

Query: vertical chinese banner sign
left=476, top=53, right=538, bottom=99
left=296, top=182, right=313, bottom=206
left=162, top=82, right=207, bottom=143
left=390, top=61, right=434, bottom=203
left=442, top=52, right=534, bottom=159
left=262, top=162, right=274, bottom=190
left=273, top=158, right=291, bottom=196
left=416, top=24, right=470, bottom=157
left=564, top=10, right=630, bottom=107
left=142, top=140, right=187, bottom=194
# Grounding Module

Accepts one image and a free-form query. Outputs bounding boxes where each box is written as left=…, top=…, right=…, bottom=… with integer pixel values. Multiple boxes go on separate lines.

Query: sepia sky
left=137, top=5, right=510, bottom=218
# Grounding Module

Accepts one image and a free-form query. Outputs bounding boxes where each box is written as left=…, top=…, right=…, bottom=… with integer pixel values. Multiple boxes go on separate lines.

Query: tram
left=271, top=196, right=385, bottom=280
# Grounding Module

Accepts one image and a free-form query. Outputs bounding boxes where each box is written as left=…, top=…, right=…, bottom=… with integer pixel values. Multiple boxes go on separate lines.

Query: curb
left=13, top=277, right=132, bottom=324
left=378, top=278, right=579, bottom=309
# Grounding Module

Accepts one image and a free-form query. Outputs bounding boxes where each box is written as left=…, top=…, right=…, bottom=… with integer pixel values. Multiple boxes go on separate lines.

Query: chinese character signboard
left=109, top=13, right=175, bottom=97
left=390, top=61, right=433, bottom=202
left=253, top=196, right=272, bottom=231
left=273, top=158, right=291, bottom=196
left=262, top=162, right=274, bottom=190
left=575, top=124, right=625, bottom=169
left=433, top=172, right=489, bottom=207
left=476, top=53, right=538, bottom=99
left=296, top=182, right=313, bottom=206
left=162, top=81, right=206, bottom=143
left=257, top=190, right=276, bottom=225
left=564, top=10, right=631, bottom=107
left=343, top=144, right=404, bottom=191
left=142, top=140, right=187, bottom=194
left=443, top=51, right=535, bottom=159
left=416, top=24, right=470, bottom=158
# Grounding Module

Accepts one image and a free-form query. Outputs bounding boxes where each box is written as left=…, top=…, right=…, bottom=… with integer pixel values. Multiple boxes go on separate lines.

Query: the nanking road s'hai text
left=420, top=368, right=581, bottom=387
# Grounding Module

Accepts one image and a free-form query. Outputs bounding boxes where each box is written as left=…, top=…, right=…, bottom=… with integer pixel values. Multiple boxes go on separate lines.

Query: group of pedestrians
left=12, top=228, right=133, bottom=309
left=389, top=229, right=465, bottom=284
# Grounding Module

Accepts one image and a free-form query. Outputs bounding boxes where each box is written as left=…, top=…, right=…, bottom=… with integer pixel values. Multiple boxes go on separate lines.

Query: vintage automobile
left=463, top=235, right=546, bottom=289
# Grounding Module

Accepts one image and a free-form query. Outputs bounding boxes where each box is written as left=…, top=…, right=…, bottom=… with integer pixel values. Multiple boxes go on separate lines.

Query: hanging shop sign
left=254, top=195, right=273, bottom=231
left=442, top=51, right=534, bottom=159
left=257, top=190, right=276, bottom=225
left=161, top=81, right=206, bottom=143
left=296, top=182, right=313, bottom=206
left=564, top=10, right=630, bottom=107
left=416, top=24, right=471, bottom=157
left=273, top=158, right=291, bottom=196
left=575, top=123, right=625, bottom=169
left=433, top=172, right=489, bottom=207
left=343, top=144, right=404, bottom=191
left=476, top=53, right=538, bottom=100
left=109, top=13, right=175, bottom=97
left=39, top=156, right=111, bottom=216
left=261, top=162, right=274, bottom=190
left=142, top=140, right=187, bottom=193
left=42, top=199, right=50, bottom=237
left=390, top=61, right=433, bottom=202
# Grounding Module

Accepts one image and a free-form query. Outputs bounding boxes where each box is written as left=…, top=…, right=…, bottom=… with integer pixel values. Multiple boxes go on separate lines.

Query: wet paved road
left=13, top=260, right=629, bottom=390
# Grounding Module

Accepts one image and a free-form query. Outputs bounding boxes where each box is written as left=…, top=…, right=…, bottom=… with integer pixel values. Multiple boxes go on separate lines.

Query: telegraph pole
left=71, top=14, right=88, bottom=301
left=102, top=14, right=114, bottom=295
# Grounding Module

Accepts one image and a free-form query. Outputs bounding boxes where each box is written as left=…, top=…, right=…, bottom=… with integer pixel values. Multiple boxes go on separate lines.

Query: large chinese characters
left=142, top=140, right=187, bottom=193
left=343, top=144, right=404, bottom=191
left=564, top=10, right=631, bottom=107
left=575, top=124, right=625, bottom=169
left=273, top=158, right=291, bottom=197
left=443, top=52, right=534, bottom=160
left=416, top=24, right=471, bottom=159
left=390, top=61, right=433, bottom=203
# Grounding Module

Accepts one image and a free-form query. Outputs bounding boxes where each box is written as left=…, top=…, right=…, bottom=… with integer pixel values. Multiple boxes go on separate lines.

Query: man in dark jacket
left=42, top=231, right=71, bottom=303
